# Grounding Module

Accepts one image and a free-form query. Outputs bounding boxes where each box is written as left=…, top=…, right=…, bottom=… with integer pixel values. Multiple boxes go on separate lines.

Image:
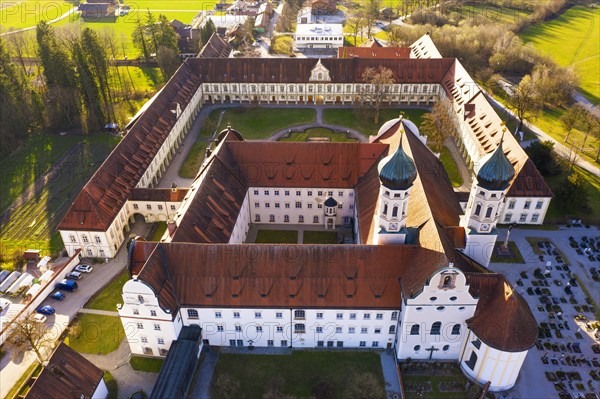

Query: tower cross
left=425, top=345, right=439, bottom=360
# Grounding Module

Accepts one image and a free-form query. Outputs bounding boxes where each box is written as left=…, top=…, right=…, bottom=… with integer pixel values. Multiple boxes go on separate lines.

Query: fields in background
left=521, top=5, right=600, bottom=104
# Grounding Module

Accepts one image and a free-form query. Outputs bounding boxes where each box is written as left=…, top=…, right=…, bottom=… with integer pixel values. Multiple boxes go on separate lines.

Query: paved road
left=0, top=7, right=77, bottom=37
left=483, top=91, right=600, bottom=176
left=380, top=350, right=402, bottom=398
left=0, top=222, right=150, bottom=398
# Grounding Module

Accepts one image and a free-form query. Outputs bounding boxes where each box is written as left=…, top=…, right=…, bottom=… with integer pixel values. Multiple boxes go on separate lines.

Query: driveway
left=0, top=221, right=151, bottom=398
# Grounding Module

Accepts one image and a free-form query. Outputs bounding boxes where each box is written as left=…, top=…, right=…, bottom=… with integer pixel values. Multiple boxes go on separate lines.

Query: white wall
left=247, top=187, right=355, bottom=227
left=499, top=197, right=551, bottom=225
left=395, top=268, right=478, bottom=360
left=229, top=192, right=251, bottom=244
left=92, top=378, right=109, bottom=399
left=460, top=330, right=528, bottom=391
left=118, top=279, right=183, bottom=357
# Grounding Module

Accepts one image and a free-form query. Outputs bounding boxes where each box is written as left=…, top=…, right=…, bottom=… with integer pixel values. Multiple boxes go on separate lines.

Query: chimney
left=167, top=219, right=177, bottom=237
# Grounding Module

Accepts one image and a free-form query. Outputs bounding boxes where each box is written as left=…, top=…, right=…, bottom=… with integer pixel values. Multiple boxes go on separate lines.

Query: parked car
left=49, top=291, right=65, bottom=301
left=32, top=314, right=47, bottom=323
left=66, top=271, right=83, bottom=280
left=55, top=279, right=78, bottom=292
left=75, top=264, right=93, bottom=273
left=36, top=305, right=55, bottom=315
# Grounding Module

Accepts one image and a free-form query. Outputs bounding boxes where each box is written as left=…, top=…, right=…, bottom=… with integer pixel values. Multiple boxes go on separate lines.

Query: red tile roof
left=465, top=273, right=538, bottom=352
left=137, top=243, right=448, bottom=311
left=129, top=188, right=189, bottom=202
left=58, top=61, right=202, bottom=231
left=338, top=47, right=411, bottom=59
left=25, top=343, right=104, bottom=399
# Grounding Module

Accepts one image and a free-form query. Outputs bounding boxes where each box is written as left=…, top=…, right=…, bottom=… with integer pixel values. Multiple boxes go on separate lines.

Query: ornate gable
left=309, top=59, right=331, bottom=82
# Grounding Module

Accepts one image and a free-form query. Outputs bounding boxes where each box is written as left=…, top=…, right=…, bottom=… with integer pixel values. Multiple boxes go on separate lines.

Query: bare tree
left=560, top=103, right=585, bottom=143
left=4, top=314, right=54, bottom=363
left=420, top=97, right=455, bottom=152
left=508, top=74, right=541, bottom=135
left=359, top=66, right=394, bottom=124
left=347, top=15, right=365, bottom=46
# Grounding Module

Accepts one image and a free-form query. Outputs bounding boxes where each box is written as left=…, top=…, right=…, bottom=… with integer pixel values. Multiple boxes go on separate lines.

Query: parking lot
left=492, top=226, right=600, bottom=399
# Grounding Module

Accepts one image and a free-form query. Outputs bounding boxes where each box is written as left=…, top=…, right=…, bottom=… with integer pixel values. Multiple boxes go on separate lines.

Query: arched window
left=187, top=309, right=199, bottom=319
left=392, top=206, right=398, bottom=218
left=383, top=203, right=388, bottom=215
left=485, top=206, right=493, bottom=218
left=451, top=324, right=461, bottom=335
left=294, top=323, right=305, bottom=333
left=443, top=275, right=452, bottom=287
left=391, top=311, right=398, bottom=320
left=389, top=325, right=396, bottom=334
left=431, top=321, right=441, bottom=335
left=318, top=73, right=323, bottom=80
left=410, top=325, right=420, bottom=335
left=474, top=204, right=481, bottom=216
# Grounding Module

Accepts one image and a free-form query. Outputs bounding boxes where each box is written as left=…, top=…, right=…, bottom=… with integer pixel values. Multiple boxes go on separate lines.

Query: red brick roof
left=338, top=47, right=411, bottom=59
left=25, top=343, right=104, bottom=399
left=465, top=273, right=538, bottom=352
left=58, top=61, right=201, bottom=231
left=129, top=188, right=189, bottom=202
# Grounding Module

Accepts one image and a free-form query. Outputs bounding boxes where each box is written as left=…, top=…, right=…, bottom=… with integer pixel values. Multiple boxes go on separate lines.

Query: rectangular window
left=337, top=204, right=343, bottom=209
left=531, top=213, right=539, bottom=223
left=296, top=190, right=301, bottom=196
left=256, top=326, right=263, bottom=332
left=317, top=312, right=323, bottom=319
left=307, top=191, right=313, bottom=196
left=285, top=190, right=290, bottom=196
left=318, top=204, right=323, bottom=209
left=375, top=328, right=381, bottom=334
left=277, top=326, right=283, bottom=332
left=137, top=322, right=143, bottom=329
left=255, top=312, right=262, bottom=319
left=150, top=310, right=157, bottom=317
left=349, top=313, right=356, bottom=320
left=338, top=191, right=343, bottom=196
left=275, top=203, right=280, bottom=208
left=254, top=190, right=259, bottom=195
left=364, top=313, right=371, bottom=320
left=335, top=327, right=342, bottom=333
left=268, top=340, right=274, bottom=347
left=264, top=190, right=270, bottom=195
left=235, top=325, right=242, bottom=332
left=313, top=216, right=319, bottom=223
left=519, top=213, right=527, bottom=223
left=508, top=201, right=515, bottom=210
left=255, top=214, right=261, bottom=222
left=524, top=200, right=531, bottom=209
left=217, top=325, right=224, bottom=332
left=154, top=324, right=161, bottom=331
left=316, top=326, right=323, bottom=333
left=158, top=205, right=163, bottom=211
left=276, top=312, right=283, bottom=319
left=318, top=191, right=323, bottom=196
left=274, top=190, right=280, bottom=196
left=294, top=310, right=306, bottom=319
left=295, top=201, right=302, bottom=209
left=285, top=203, right=290, bottom=209
left=307, top=203, right=313, bottom=209
left=269, top=215, right=275, bottom=222
left=349, top=204, right=355, bottom=210
left=255, top=203, right=260, bottom=208
left=141, top=337, right=148, bottom=343
left=298, top=215, right=304, bottom=223
left=361, top=327, right=368, bottom=334
left=170, top=205, right=176, bottom=210
left=234, top=312, right=240, bottom=318
left=535, top=201, right=543, bottom=209
left=504, top=213, right=512, bottom=223
left=147, top=204, right=152, bottom=210
left=372, top=341, right=379, bottom=347
left=133, top=204, right=139, bottom=210
left=265, top=203, right=270, bottom=208
left=215, top=311, right=222, bottom=318
left=349, top=327, right=355, bottom=334
left=158, top=338, right=165, bottom=345
left=336, top=313, right=343, bottom=320
left=376, top=313, right=383, bottom=320
left=284, top=215, right=290, bottom=223
left=70, top=235, right=76, bottom=242
left=281, top=340, right=288, bottom=347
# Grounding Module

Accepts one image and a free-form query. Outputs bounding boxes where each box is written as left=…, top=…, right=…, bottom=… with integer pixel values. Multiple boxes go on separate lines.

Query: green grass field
left=323, top=108, right=427, bottom=137
left=255, top=230, right=298, bottom=244
left=303, top=230, right=338, bottom=244
left=521, top=5, right=600, bottom=104
left=209, top=107, right=316, bottom=140
left=84, top=270, right=129, bottom=311
left=65, top=314, right=125, bottom=354
left=211, top=351, right=385, bottom=399
left=130, top=355, right=164, bottom=372
left=149, top=221, right=167, bottom=241
left=279, top=127, right=358, bottom=143
left=439, top=147, right=463, bottom=188
left=0, top=0, right=74, bottom=32
left=178, top=140, right=207, bottom=178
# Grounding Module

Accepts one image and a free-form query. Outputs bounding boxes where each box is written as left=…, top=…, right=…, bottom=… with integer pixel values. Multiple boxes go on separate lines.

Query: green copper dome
left=379, top=138, right=417, bottom=190
left=477, top=138, right=515, bottom=191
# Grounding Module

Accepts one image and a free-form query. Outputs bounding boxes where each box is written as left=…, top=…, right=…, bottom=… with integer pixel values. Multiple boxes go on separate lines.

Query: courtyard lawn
left=439, top=147, right=463, bottom=188
left=209, top=107, right=316, bottom=140
left=130, top=356, right=165, bottom=373
left=150, top=221, right=167, bottom=241
left=255, top=230, right=298, bottom=244
left=279, top=127, right=358, bottom=142
left=178, top=141, right=207, bottom=178
left=402, top=374, right=470, bottom=399
left=84, top=270, right=129, bottom=311
left=490, top=241, right=525, bottom=264
left=211, top=351, right=385, bottom=399
left=104, top=371, right=118, bottom=399
left=323, top=108, right=427, bottom=137
left=65, top=314, right=125, bottom=355
left=521, top=5, right=600, bottom=104
left=303, top=230, right=338, bottom=244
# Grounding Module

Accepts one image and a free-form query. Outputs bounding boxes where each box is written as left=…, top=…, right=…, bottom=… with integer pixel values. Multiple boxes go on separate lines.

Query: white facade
left=295, top=24, right=344, bottom=49
left=395, top=268, right=478, bottom=360
left=92, top=378, right=109, bottom=399
left=460, top=329, right=528, bottom=391
left=118, top=279, right=183, bottom=357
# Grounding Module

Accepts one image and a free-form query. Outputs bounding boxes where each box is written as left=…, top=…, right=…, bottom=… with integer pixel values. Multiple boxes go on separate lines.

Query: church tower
left=462, top=136, right=515, bottom=267
left=375, top=133, right=417, bottom=245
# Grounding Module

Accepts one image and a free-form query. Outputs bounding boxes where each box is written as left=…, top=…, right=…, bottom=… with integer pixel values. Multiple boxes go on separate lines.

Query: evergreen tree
left=199, top=18, right=216, bottom=48
left=133, top=17, right=150, bottom=61
left=81, top=28, right=113, bottom=121
left=72, top=42, right=104, bottom=132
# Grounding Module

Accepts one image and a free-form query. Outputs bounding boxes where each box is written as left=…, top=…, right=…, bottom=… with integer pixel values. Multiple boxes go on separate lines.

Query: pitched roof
left=360, top=38, right=385, bottom=48
left=58, top=61, right=202, bottom=231
left=338, top=47, right=411, bottom=59
left=188, top=57, right=455, bottom=84
left=198, top=33, right=233, bottom=58
left=129, top=188, right=189, bottom=202
left=410, top=34, right=442, bottom=59
left=25, top=343, right=104, bottom=399
left=136, top=242, right=448, bottom=310
left=465, top=273, right=538, bottom=352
